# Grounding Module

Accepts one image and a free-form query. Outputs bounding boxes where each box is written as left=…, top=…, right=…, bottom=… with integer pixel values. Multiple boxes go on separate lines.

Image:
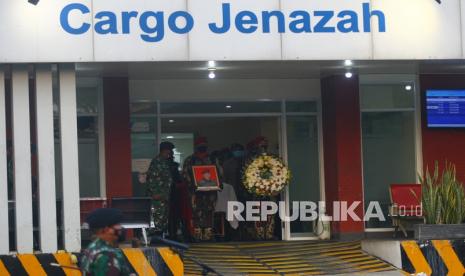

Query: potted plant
left=414, top=161, right=465, bottom=240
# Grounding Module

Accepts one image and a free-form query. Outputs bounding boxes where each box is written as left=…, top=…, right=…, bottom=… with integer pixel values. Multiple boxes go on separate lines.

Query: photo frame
left=192, top=165, right=221, bottom=191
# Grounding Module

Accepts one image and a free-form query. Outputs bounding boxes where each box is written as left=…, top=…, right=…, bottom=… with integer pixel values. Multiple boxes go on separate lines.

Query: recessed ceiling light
left=166, top=136, right=174, bottom=139
left=344, top=60, right=353, bottom=66
left=208, top=60, right=216, bottom=67
left=169, top=119, right=175, bottom=123
left=345, top=72, right=353, bottom=78
left=226, top=105, right=232, bottom=109
left=405, top=85, right=413, bottom=91
left=209, top=72, right=216, bottom=79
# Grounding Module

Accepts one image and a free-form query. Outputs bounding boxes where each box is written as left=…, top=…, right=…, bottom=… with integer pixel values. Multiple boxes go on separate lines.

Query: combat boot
left=202, top=228, right=214, bottom=241
left=192, top=227, right=202, bottom=242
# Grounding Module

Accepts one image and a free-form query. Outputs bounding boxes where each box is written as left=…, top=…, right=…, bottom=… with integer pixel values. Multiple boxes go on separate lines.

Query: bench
left=389, top=184, right=423, bottom=237
left=110, top=197, right=153, bottom=245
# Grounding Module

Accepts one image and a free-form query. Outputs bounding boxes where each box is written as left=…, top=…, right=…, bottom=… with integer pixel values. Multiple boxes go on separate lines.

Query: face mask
left=197, top=146, right=208, bottom=153
left=232, top=150, right=245, bottom=158
left=112, top=227, right=126, bottom=243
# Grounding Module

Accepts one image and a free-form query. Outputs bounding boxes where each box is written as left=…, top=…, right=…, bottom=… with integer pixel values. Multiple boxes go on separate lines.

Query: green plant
left=418, top=161, right=465, bottom=224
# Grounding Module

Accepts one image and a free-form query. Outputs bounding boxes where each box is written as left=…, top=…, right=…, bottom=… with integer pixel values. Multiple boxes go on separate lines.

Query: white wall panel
left=188, top=0, right=282, bottom=60
left=59, top=64, right=81, bottom=252
left=35, top=65, right=58, bottom=253
left=0, top=1, right=93, bottom=62
left=0, top=67, right=9, bottom=254
left=92, top=0, right=189, bottom=61
left=11, top=65, right=34, bottom=253
left=372, top=0, right=462, bottom=59
left=281, top=0, right=372, bottom=60
left=0, top=0, right=464, bottom=61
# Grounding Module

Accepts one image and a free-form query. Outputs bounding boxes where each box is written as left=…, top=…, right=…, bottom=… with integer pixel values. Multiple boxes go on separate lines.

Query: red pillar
left=103, top=78, right=132, bottom=198
left=420, top=75, right=465, bottom=182
left=321, top=75, right=365, bottom=239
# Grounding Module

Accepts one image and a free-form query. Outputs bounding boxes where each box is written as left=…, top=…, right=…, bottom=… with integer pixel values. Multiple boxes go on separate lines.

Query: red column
left=420, top=75, right=465, bottom=182
left=103, top=78, right=133, bottom=198
left=321, top=75, right=365, bottom=238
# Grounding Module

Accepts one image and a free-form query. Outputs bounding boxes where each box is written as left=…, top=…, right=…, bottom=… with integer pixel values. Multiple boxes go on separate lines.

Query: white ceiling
left=76, top=60, right=465, bottom=80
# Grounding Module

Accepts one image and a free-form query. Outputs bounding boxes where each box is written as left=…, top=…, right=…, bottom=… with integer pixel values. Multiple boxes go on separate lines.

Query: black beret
left=86, top=208, right=123, bottom=229
left=160, top=141, right=175, bottom=151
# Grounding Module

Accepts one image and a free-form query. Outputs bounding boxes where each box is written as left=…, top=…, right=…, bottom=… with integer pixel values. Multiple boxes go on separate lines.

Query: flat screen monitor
left=426, top=90, right=465, bottom=128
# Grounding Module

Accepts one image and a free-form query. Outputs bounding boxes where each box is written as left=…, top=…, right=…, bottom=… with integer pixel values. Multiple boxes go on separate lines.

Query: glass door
left=283, top=101, right=322, bottom=240
left=285, top=115, right=321, bottom=239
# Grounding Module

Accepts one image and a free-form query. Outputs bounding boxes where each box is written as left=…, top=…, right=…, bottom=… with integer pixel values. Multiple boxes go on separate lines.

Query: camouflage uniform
left=183, top=154, right=218, bottom=241
left=246, top=142, right=276, bottom=241
left=146, top=155, right=172, bottom=233
left=80, top=238, right=131, bottom=276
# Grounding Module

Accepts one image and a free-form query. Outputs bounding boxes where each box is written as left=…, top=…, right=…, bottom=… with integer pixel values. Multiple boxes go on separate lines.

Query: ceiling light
left=345, top=72, right=353, bottom=78
left=209, top=72, right=216, bottom=79
left=226, top=105, right=232, bottom=109
left=344, top=60, right=353, bottom=67
left=169, top=119, right=175, bottom=123
left=166, top=136, right=174, bottom=139
left=28, top=0, right=39, bottom=5
left=405, top=85, right=413, bottom=91
left=208, top=60, right=216, bottom=67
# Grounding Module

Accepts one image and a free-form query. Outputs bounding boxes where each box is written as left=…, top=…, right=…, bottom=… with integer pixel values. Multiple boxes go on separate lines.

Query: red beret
left=194, top=137, right=208, bottom=147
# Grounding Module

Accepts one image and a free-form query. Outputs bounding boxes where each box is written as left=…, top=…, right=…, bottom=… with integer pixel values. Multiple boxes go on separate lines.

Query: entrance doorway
left=161, top=116, right=280, bottom=164
left=130, top=100, right=323, bottom=241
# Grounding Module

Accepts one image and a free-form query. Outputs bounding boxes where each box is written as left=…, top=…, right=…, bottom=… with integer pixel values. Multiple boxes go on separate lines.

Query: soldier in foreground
left=80, top=208, right=132, bottom=276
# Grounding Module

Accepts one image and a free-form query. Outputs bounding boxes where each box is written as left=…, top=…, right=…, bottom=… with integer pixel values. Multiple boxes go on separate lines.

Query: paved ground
left=183, top=240, right=400, bottom=275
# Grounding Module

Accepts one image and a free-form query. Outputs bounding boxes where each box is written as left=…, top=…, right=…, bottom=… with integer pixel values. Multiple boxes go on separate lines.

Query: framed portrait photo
left=192, top=165, right=221, bottom=191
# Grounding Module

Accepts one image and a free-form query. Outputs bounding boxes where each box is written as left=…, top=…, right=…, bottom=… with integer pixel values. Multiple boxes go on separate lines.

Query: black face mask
left=113, top=227, right=126, bottom=243
left=197, top=146, right=208, bottom=153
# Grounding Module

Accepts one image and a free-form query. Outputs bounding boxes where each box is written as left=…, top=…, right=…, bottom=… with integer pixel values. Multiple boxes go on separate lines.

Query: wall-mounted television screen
left=426, top=90, right=465, bottom=128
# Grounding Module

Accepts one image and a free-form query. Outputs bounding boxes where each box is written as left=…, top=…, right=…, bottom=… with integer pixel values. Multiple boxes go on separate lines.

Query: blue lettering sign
left=60, top=3, right=91, bottom=35
left=59, top=2, right=386, bottom=42
left=168, top=11, right=194, bottom=34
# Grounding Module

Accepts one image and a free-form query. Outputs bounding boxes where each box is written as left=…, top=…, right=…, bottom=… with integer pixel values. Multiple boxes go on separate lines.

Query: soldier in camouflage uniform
left=146, top=142, right=176, bottom=234
left=80, top=208, right=132, bottom=276
left=183, top=137, right=219, bottom=242
left=247, top=136, right=276, bottom=241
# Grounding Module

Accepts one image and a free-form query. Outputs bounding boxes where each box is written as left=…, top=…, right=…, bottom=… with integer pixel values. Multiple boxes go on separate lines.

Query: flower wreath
left=243, top=154, right=291, bottom=196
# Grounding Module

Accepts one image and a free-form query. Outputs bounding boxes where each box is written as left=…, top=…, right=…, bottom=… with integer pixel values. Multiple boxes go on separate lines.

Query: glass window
left=286, top=101, right=317, bottom=113
left=76, top=84, right=101, bottom=198
left=130, top=113, right=157, bottom=197
left=77, top=87, right=99, bottom=115
left=287, top=116, right=320, bottom=236
left=360, top=84, right=415, bottom=110
left=361, top=81, right=417, bottom=229
left=130, top=102, right=157, bottom=115
left=54, top=79, right=102, bottom=198
left=161, top=101, right=281, bottom=114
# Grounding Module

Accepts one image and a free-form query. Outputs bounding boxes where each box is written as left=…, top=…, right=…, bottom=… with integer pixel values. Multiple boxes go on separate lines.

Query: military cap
left=160, top=141, right=175, bottom=151
left=194, top=136, right=208, bottom=147
left=86, top=208, right=123, bottom=229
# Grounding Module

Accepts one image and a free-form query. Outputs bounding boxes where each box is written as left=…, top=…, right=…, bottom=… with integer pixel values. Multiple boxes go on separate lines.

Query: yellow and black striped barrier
left=401, top=240, right=465, bottom=276
left=0, top=247, right=183, bottom=276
